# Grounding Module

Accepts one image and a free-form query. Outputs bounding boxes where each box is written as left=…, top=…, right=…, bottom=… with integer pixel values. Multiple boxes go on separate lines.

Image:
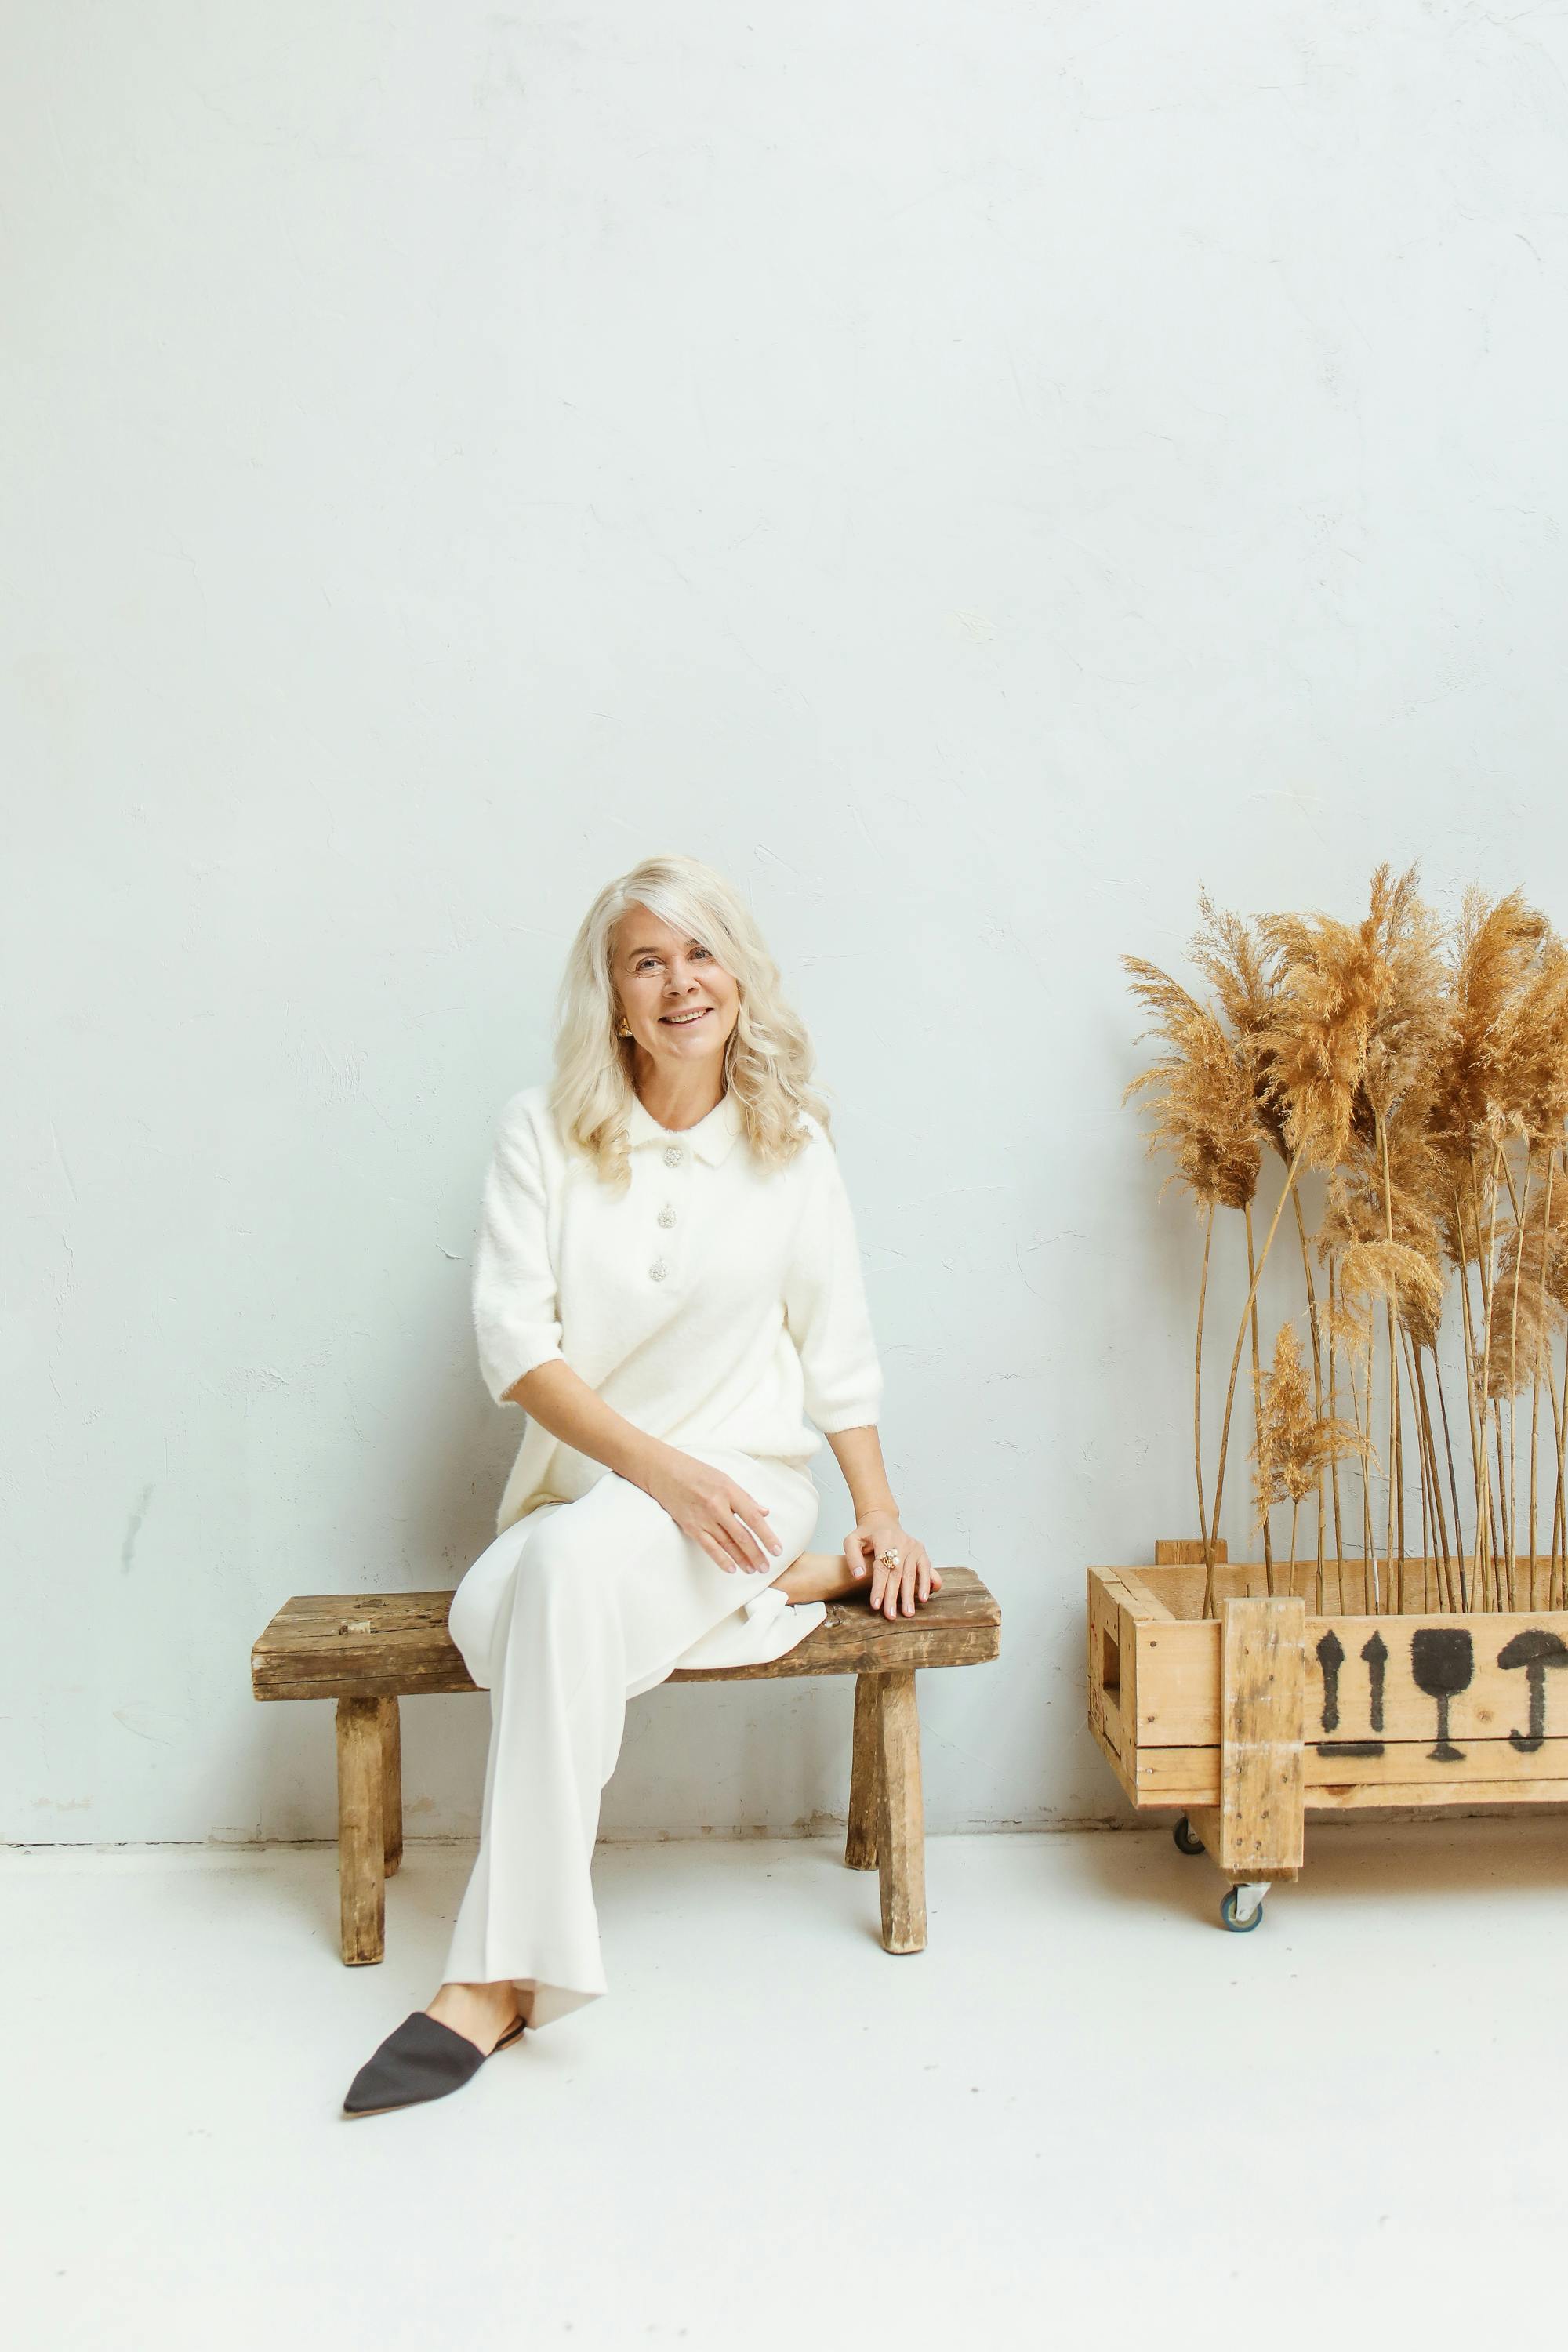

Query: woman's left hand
left=844, top=1513, right=942, bottom=1620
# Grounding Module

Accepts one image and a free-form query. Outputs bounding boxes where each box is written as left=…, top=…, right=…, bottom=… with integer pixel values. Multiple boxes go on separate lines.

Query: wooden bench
left=251, top=1565, right=1000, bottom=1969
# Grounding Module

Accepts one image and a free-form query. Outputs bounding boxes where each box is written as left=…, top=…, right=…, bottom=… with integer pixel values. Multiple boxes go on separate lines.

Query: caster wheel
left=1172, top=1814, right=1206, bottom=1857
left=1221, top=1886, right=1265, bottom=1933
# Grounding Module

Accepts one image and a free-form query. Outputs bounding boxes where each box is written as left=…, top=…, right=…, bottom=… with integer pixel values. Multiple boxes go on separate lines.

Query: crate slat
left=1219, top=1595, right=1305, bottom=1875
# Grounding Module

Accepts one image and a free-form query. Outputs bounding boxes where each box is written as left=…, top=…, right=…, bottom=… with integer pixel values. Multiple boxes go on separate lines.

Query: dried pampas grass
left=1122, top=964, right=1261, bottom=1213
left=1252, top=1323, right=1369, bottom=1585
left=1127, top=867, right=1568, bottom=1613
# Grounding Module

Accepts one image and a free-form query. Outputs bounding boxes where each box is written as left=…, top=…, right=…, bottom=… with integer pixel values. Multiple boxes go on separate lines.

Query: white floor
left=5, top=1820, right=1565, bottom=2348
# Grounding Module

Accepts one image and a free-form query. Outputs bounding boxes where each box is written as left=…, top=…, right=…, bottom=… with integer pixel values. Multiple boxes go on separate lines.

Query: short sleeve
left=470, top=1099, right=566, bottom=1406
left=782, top=1134, right=885, bottom=1435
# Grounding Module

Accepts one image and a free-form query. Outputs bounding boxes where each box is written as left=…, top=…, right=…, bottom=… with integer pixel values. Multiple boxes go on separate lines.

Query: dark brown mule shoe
left=342, top=2009, right=526, bottom=2118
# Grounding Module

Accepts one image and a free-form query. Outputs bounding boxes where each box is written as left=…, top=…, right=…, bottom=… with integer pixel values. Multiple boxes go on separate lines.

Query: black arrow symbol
left=1316, top=1630, right=1345, bottom=1732
left=1497, top=1628, right=1568, bottom=1753
left=1361, top=1632, right=1388, bottom=1733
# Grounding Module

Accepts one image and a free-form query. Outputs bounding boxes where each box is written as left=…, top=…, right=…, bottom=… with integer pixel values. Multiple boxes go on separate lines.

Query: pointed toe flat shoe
left=342, top=2009, right=526, bottom=2119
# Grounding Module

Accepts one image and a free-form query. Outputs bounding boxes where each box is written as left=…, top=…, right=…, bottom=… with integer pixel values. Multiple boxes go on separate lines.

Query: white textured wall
left=7, top=2, right=1568, bottom=1845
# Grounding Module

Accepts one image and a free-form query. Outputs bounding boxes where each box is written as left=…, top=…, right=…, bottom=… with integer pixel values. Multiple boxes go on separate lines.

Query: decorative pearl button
left=649, top=1258, right=668, bottom=1281
left=662, top=1143, right=684, bottom=1167
left=658, top=1204, right=677, bottom=1228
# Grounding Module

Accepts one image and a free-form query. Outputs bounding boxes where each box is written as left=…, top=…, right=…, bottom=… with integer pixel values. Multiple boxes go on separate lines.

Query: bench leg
left=873, top=1668, right=927, bottom=1955
left=336, top=1696, right=386, bottom=1965
left=379, top=1696, right=402, bottom=1878
left=845, top=1671, right=881, bottom=1871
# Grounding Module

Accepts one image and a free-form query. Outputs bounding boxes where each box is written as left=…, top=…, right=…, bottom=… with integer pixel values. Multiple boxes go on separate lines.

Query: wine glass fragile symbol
left=1410, top=1628, right=1474, bottom=1763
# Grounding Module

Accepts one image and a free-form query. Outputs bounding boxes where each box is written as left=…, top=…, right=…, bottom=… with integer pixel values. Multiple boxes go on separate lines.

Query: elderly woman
left=343, top=853, right=939, bottom=2118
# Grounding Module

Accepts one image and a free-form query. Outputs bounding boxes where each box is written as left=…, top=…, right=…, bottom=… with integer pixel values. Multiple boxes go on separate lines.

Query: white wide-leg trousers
left=441, top=1446, right=823, bottom=2027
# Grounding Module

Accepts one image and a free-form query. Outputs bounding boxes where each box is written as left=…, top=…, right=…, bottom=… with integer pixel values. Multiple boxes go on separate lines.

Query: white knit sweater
left=472, top=1083, right=885, bottom=1537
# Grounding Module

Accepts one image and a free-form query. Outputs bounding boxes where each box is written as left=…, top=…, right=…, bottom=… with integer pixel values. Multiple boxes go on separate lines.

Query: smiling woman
left=613, top=905, right=741, bottom=1114
left=341, top=851, right=942, bottom=2121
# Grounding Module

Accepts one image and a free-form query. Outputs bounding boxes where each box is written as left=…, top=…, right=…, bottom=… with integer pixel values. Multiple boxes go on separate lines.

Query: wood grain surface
left=252, top=1563, right=1000, bottom=1700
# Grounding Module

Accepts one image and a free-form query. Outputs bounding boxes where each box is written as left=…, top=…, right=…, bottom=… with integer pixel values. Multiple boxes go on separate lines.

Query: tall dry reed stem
left=1326, top=1256, right=1359, bottom=1606
left=1205, top=1144, right=1307, bottom=1610
left=1290, top=1185, right=1329, bottom=1608
left=1194, top=1204, right=1214, bottom=1591
left=1245, top=1203, right=1274, bottom=1593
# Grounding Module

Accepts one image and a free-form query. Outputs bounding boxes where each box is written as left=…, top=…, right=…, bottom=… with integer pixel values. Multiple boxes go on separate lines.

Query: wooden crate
left=1087, top=1539, right=1568, bottom=1896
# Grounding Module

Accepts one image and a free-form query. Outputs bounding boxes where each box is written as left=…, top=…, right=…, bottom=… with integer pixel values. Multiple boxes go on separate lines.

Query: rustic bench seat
left=251, top=1564, right=1001, bottom=1968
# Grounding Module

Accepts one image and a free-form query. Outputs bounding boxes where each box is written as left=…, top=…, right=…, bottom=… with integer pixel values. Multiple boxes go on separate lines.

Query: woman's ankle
left=435, top=1978, right=515, bottom=2005
left=777, top=1549, right=862, bottom=1606
left=426, top=1980, right=522, bottom=2051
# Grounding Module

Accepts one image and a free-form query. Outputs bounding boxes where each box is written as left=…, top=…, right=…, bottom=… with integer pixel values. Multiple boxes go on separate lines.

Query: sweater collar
left=626, top=1087, right=745, bottom=1167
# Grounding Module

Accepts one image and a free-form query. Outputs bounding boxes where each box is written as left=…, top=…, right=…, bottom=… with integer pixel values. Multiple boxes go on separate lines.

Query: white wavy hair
left=548, top=853, right=836, bottom=1187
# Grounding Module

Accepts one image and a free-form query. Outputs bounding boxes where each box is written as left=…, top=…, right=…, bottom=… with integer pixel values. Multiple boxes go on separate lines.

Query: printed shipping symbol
left=1497, top=1628, right=1568, bottom=1753
left=1410, top=1628, right=1474, bottom=1762
left=1314, top=1624, right=1568, bottom=1765
left=1314, top=1628, right=1388, bottom=1757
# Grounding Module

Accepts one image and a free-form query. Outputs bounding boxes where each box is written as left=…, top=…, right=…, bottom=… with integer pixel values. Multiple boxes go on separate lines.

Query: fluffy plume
left=1256, top=865, right=1443, bottom=1167
left=1253, top=953, right=1370, bottom=1167
left=1336, top=1239, right=1447, bottom=1338
left=1122, top=961, right=1261, bottom=1211
left=1429, top=888, right=1552, bottom=1156
left=1357, top=866, right=1445, bottom=1122
left=1189, top=891, right=1287, bottom=1157
left=1253, top=1323, right=1369, bottom=1516
left=1319, top=1133, right=1447, bottom=1346
left=1494, top=935, right=1568, bottom=1142
left=1189, top=892, right=1276, bottom=1041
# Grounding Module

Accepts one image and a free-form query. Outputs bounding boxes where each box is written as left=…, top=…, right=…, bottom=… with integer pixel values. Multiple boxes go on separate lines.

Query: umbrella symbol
left=1497, top=1628, right=1568, bottom=1754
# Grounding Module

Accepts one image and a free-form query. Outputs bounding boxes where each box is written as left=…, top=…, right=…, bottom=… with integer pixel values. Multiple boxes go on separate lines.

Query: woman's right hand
left=641, top=1447, right=784, bottom=1577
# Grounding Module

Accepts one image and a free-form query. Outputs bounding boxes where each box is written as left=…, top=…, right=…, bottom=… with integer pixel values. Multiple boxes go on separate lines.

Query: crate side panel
left=1130, top=1620, right=1221, bottom=1746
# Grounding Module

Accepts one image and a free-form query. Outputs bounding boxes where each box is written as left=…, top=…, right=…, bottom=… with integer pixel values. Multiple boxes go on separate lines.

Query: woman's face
left=612, top=902, right=740, bottom=1080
